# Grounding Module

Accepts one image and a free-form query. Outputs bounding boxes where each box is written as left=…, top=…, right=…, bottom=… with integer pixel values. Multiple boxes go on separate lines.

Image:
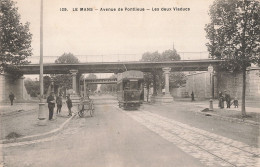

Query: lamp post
left=38, top=0, right=46, bottom=125
left=208, top=64, right=214, bottom=111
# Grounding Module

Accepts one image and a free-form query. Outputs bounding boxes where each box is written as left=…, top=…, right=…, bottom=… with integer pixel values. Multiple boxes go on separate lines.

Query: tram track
left=144, top=110, right=260, bottom=157
left=114, top=106, right=260, bottom=167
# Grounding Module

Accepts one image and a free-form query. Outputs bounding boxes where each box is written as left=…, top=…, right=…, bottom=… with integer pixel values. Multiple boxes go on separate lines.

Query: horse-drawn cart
left=78, top=98, right=94, bottom=117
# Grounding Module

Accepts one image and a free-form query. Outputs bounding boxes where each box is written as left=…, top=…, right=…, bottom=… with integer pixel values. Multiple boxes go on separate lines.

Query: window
left=130, top=81, right=138, bottom=90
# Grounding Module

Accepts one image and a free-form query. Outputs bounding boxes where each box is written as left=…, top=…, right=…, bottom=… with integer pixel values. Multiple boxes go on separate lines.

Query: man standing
left=56, top=93, right=63, bottom=115
left=66, top=95, right=73, bottom=116
left=218, top=91, right=224, bottom=109
left=224, top=91, right=231, bottom=108
left=47, top=92, right=55, bottom=120
left=9, top=92, right=15, bottom=106
left=191, top=91, right=194, bottom=101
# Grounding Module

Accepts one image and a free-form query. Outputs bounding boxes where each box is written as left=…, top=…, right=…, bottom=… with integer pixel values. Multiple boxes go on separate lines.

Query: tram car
left=117, top=70, right=144, bottom=110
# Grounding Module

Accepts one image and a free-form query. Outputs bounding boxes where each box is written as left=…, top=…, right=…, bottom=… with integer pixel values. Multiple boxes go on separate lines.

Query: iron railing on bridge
left=27, top=52, right=210, bottom=64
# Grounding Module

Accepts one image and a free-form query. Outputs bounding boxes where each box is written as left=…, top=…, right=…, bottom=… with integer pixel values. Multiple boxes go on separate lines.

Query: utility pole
left=38, top=0, right=46, bottom=125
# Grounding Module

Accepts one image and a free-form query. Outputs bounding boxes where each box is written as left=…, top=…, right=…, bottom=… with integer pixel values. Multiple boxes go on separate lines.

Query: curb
left=0, top=114, right=76, bottom=144
left=195, top=110, right=260, bottom=126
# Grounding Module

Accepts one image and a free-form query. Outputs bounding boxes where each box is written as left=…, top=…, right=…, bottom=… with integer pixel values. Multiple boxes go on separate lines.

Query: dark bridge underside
left=20, top=60, right=222, bottom=74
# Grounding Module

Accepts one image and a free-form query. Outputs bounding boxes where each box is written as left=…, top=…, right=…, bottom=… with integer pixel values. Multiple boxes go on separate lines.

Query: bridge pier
left=0, top=74, right=30, bottom=102
left=69, top=70, right=81, bottom=104
left=153, top=67, right=174, bottom=103
left=70, top=69, right=78, bottom=94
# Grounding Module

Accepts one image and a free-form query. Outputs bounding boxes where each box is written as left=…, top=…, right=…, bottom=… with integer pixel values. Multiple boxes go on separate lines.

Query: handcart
left=78, top=98, right=94, bottom=117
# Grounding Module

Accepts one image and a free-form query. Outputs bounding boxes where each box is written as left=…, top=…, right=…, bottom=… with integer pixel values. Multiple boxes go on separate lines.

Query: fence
left=27, top=52, right=209, bottom=64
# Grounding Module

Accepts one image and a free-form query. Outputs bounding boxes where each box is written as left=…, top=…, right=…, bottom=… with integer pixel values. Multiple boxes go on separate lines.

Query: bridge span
left=19, top=59, right=222, bottom=74
left=84, top=78, right=117, bottom=84
left=1, top=59, right=222, bottom=102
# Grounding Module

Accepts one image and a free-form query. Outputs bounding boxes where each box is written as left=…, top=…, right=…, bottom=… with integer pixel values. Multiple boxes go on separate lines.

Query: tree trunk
left=153, top=73, right=157, bottom=96
left=158, top=73, right=163, bottom=95
left=241, top=68, right=247, bottom=116
left=147, top=85, right=149, bottom=102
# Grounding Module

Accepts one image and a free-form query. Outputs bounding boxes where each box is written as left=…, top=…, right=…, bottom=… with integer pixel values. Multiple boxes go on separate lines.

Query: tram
left=117, top=70, right=144, bottom=110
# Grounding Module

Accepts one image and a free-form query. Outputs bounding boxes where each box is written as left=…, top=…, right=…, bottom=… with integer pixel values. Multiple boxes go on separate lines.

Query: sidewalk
left=182, top=100, right=260, bottom=125
left=145, top=98, right=260, bottom=125
left=0, top=103, right=75, bottom=144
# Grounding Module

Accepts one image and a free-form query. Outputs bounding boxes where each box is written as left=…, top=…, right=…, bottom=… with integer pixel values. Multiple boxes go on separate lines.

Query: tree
left=205, top=0, right=260, bottom=116
left=161, top=49, right=181, bottom=61
left=140, top=49, right=183, bottom=96
left=0, top=0, right=32, bottom=79
left=86, top=73, right=98, bottom=92
left=24, top=76, right=51, bottom=97
left=24, top=78, right=39, bottom=97
left=52, top=53, right=80, bottom=92
left=169, top=72, right=186, bottom=88
left=100, top=74, right=117, bottom=93
left=55, top=52, right=79, bottom=64
left=143, top=72, right=153, bottom=101
left=43, top=76, right=51, bottom=94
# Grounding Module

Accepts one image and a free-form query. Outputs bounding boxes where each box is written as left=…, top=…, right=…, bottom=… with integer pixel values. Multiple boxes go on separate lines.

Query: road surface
left=2, top=95, right=259, bottom=167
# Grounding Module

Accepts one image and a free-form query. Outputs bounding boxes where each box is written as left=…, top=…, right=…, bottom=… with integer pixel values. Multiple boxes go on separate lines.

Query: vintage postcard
left=1, top=0, right=259, bottom=166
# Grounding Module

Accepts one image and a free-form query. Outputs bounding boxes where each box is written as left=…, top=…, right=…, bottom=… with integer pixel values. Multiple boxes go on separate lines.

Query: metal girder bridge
left=19, top=59, right=223, bottom=75
left=83, top=78, right=117, bottom=84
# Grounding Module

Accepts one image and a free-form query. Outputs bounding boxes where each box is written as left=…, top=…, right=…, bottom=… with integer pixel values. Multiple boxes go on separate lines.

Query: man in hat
left=66, top=95, right=73, bottom=116
left=224, top=90, right=231, bottom=108
left=47, top=92, right=55, bottom=120
left=56, top=93, right=63, bottom=115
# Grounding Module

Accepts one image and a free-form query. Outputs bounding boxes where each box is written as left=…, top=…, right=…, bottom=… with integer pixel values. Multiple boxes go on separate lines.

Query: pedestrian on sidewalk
left=191, top=91, right=195, bottom=101
left=47, top=92, right=56, bottom=120
left=224, top=90, right=231, bottom=108
left=218, top=91, right=224, bottom=108
left=56, top=93, right=63, bottom=114
left=66, top=95, right=73, bottom=116
left=9, top=92, right=15, bottom=106
left=232, top=97, right=239, bottom=108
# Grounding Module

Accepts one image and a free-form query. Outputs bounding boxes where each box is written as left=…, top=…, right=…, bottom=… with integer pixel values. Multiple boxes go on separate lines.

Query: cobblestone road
left=117, top=107, right=260, bottom=167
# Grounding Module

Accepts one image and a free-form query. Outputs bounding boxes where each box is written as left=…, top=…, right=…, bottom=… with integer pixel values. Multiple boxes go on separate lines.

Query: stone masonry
left=0, top=74, right=30, bottom=102
left=173, top=66, right=260, bottom=100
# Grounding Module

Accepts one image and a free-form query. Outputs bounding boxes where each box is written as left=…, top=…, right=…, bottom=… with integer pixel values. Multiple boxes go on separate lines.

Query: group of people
left=47, top=92, right=73, bottom=121
left=218, top=90, right=238, bottom=109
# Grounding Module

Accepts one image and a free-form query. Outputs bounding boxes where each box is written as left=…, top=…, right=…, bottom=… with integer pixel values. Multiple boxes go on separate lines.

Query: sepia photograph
left=0, top=0, right=259, bottom=166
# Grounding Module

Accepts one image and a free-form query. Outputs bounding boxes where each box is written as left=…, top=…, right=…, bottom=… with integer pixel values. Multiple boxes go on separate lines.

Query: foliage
left=4, top=65, right=23, bottom=82
left=169, top=72, right=186, bottom=88
left=24, top=76, right=51, bottom=97
left=0, top=0, right=32, bottom=76
left=161, top=49, right=181, bottom=61
left=55, top=53, right=80, bottom=64
left=43, top=76, right=51, bottom=94
left=24, top=78, right=39, bottom=97
left=140, top=51, right=161, bottom=62
left=100, top=74, right=117, bottom=92
left=52, top=74, right=72, bottom=90
left=205, top=0, right=260, bottom=72
left=52, top=53, right=79, bottom=90
left=140, top=49, right=184, bottom=91
left=86, top=73, right=98, bottom=92
left=205, top=0, right=260, bottom=116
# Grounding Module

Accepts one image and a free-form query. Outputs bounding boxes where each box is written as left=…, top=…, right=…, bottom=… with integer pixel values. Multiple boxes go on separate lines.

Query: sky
left=15, top=0, right=214, bottom=63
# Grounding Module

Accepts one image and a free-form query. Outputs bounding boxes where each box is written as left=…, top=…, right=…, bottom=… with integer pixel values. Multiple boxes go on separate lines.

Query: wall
left=0, top=74, right=31, bottom=102
left=184, top=71, right=211, bottom=99
left=175, top=67, right=260, bottom=100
